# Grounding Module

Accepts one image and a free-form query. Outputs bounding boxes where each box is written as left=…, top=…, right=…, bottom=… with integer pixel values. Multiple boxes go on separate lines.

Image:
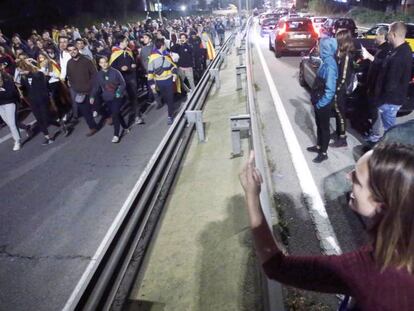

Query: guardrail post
left=230, top=114, right=250, bottom=157
left=209, top=68, right=220, bottom=89
left=236, top=65, right=246, bottom=90
left=185, top=110, right=206, bottom=143
left=237, top=47, right=246, bottom=66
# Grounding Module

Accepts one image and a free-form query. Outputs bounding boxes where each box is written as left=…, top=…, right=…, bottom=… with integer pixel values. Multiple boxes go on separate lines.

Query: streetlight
left=181, top=5, right=187, bottom=11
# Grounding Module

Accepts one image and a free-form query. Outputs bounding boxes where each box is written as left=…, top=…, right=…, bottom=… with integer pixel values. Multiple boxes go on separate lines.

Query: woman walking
left=90, top=56, right=127, bottom=143
left=307, top=37, right=338, bottom=163
left=0, top=71, right=22, bottom=151
left=18, top=60, right=59, bottom=145
left=240, top=143, right=414, bottom=310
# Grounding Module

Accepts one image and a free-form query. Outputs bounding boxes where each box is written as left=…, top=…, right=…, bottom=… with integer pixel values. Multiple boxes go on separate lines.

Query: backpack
left=311, top=76, right=326, bottom=105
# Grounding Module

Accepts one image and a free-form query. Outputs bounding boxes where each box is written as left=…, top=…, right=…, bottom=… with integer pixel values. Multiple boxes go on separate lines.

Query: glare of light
left=181, top=5, right=187, bottom=11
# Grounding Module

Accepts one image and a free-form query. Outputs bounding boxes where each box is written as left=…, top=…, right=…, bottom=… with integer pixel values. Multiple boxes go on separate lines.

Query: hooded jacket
left=316, top=38, right=338, bottom=109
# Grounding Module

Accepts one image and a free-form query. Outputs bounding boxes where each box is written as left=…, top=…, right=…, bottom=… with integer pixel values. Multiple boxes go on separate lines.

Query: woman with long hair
left=240, top=143, right=414, bottom=310
left=330, top=29, right=356, bottom=148
left=18, top=60, right=59, bottom=145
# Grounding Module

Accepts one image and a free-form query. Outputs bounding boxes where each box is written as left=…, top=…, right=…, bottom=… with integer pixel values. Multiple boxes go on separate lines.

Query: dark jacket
left=367, top=42, right=392, bottom=100
left=67, top=55, right=97, bottom=94
left=20, top=71, right=49, bottom=105
left=377, top=42, right=412, bottom=106
left=110, top=48, right=137, bottom=80
left=0, top=74, right=19, bottom=105
left=91, top=67, right=126, bottom=102
left=174, top=43, right=194, bottom=68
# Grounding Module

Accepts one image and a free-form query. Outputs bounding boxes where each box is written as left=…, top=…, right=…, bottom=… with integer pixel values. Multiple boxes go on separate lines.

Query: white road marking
left=253, top=22, right=342, bottom=256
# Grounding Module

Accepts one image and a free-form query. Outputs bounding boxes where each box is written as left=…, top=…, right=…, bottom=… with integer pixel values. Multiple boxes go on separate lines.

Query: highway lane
left=0, top=100, right=182, bottom=310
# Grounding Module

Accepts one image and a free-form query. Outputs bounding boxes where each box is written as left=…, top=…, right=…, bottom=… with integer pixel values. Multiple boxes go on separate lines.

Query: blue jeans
left=379, top=103, right=401, bottom=132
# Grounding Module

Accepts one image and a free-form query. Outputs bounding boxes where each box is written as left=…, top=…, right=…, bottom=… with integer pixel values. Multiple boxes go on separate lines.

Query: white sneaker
left=13, top=141, right=21, bottom=151
left=135, top=116, right=144, bottom=125
left=112, top=136, right=120, bottom=143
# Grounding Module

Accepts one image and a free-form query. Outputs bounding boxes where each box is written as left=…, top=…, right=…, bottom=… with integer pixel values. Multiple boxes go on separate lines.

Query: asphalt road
left=250, top=22, right=413, bottom=308
left=0, top=98, right=183, bottom=310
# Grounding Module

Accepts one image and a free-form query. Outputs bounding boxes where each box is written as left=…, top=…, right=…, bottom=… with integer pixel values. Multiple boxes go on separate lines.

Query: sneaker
left=13, top=141, right=21, bottom=151
left=312, top=153, right=328, bottom=163
left=167, top=117, right=174, bottom=125
left=112, top=136, right=120, bottom=143
left=135, top=116, right=144, bottom=125
left=365, top=134, right=380, bottom=143
left=329, top=138, right=348, bottom=148
left=42, top=138, right=54, bottom=145
left=86, top=128, right=98, bottom=137
left=25, top=126, right=33, bottom=138
left=306, top=145, right=320, bottom=153
left=93, top=111, right=98, bottom=118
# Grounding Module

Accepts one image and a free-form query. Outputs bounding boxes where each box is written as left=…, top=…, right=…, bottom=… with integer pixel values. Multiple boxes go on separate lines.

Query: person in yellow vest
left=147, top=38, right=180, bottom=125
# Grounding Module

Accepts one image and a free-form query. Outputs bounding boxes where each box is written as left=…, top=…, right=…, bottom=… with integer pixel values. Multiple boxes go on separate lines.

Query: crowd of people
left=309, top=21, right=412, bottom=163
left=0, top=14, right=242, bottom=150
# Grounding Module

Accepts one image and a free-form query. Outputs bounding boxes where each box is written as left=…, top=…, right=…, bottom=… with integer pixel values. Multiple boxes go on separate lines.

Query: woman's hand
left=239, top=151, right=263, bottom=198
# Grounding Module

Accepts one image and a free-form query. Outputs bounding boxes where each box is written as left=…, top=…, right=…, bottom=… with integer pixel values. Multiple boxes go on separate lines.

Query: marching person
left=18, top=60, right=60, bottom=145
left=91, top=56, right=128, bottom=143
left=0, top=70, right=22, bottom=151
left=66, top=43, right=98, bottom=136
left=173, top=33, right=196, bottom=94
left=110, top=35, right=143, bottom=125
left=147, top=38, right=178, bottom=125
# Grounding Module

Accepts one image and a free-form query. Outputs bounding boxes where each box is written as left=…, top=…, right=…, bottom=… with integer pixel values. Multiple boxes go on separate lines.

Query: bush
left=349, top=7, right=414, bottom=27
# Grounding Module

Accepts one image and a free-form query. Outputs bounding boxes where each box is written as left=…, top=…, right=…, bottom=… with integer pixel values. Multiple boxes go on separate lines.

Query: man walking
left=147, top=38, right=178, bottom=125
left=110, top=35, right=143, bottom=125
left=174, top=33, right=196, bottom=94
left=66, top=44, right=98, bottom=136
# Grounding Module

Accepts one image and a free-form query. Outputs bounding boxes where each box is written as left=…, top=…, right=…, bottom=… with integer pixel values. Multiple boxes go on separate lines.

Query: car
left=260, top=16, right=280, bottom=37
left=359, top=23, right=414, bottom=53
left=259, top=12, right=281, bottom=25
left=310, top=16, right=327, bottom=37
left=269, top=17, right=318, bottom=58
left=321, top=17, right=357, bottom=38
left=298, top=48, right=414, bottom=125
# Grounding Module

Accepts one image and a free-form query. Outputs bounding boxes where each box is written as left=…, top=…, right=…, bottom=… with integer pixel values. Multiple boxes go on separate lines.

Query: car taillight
left=278, top=23, right=286, bottom=37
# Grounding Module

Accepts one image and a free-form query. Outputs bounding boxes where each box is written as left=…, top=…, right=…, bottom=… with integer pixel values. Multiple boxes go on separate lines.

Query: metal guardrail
left=244, top=16, right=285, bottom=311
left=66, top=31, right=238, bottom=311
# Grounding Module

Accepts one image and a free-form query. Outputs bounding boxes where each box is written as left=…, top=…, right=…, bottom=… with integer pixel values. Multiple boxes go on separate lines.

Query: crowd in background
left=0, top=14, right=243, bottom=150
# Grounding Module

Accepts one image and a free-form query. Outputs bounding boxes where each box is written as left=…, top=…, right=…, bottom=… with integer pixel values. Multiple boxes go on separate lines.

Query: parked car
left=269, top=17, right=318, bottom=58
left=359, top=23, right=414, bottom=53
left=321, top=17, right=357, bottom=38
left=260, top=16, right=280, bottom=37
left=259, top=12, right=281, bottom=25
left=298, top=48, right=414, bottom=121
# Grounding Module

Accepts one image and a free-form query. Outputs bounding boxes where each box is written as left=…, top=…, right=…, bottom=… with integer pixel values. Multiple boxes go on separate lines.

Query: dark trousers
left=107, top=98, right=127, bottom=136
left=49, top=82, right=65, bottom=119
left=77, top=96, right=97, bottom=130
left=31, top=99, right=53, bottom=136
left=334, top=91, right=347, bottom=137
left=125, top=78, right=141, bottom=117
left=156, top=78, right=175, bottom=118
left=315, top=104, right=332, bottom=153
